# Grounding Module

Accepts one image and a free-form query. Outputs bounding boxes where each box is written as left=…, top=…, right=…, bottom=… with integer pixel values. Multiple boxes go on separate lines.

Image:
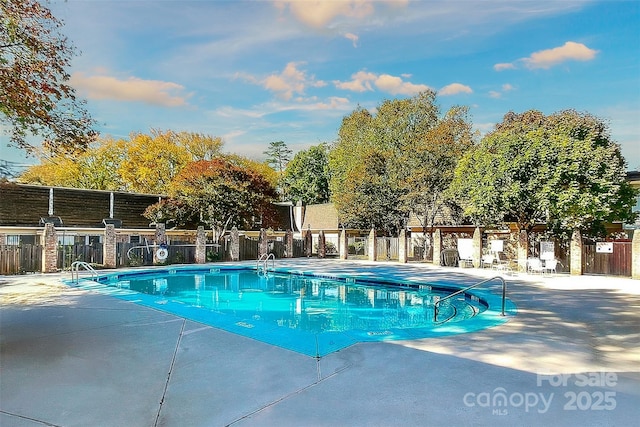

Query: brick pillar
left=368, top=228, right=377, bottom=261
left=154, top=223, right=167, bottom=264
left=103, top=224, right=117, bottom=268
left=399, top=229, right=408, bottom=264
left=518, top=229, right=528, bottom=272
left=570, top=229, right=583, bottom=276
left=0, top=233, right=6, bottom=245
left=632, top=229, right=640, bottom=280
left=432, top=229, right=442, bottom=266
left=258, top=228, right=268, bottom=258
left=285, top=230, right=294, bottom=258
left=41, top=223, right=57, bottom=273
left=472, top=227, right=482, bottom=268
left=230, top=227, right=240, bottom=261
left=339, top=228, right=348, bottom=260
left=304, top=227, right=313, bottom=257
left=318, top=230, right=326, bottom=258
left=195, top=226, right=206, bottom=264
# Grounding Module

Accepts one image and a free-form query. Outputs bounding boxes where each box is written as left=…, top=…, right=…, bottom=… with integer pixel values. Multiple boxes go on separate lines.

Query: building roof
left=301, top=203, right=340, bottom=231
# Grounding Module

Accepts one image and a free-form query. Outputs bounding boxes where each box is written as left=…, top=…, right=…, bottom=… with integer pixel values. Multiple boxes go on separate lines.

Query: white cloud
left=494, top=62, right=516, bottom=71
left=502, top=83, right=514, bottom=92
left=344, top=32, right=359, bottom=47
left=334, top=71, right=377, bottom=92
left=70, top=72, right=190, bottom=107
left=489, top=91, right=502, bottom=99
left=334, top=71, right=429, bottom=95
left=438, top=83, right=472, bottom=96
left=523, top=41, right=598, bottom=69
left=244, top=62, right=326, bottom=101
left=495, top=41, right=598, bottom=71
left=274, top=0, right=396, bottom=29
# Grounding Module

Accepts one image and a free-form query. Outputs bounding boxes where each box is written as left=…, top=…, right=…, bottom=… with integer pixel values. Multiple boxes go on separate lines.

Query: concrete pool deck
left=1, top=259, right=639, bottom=426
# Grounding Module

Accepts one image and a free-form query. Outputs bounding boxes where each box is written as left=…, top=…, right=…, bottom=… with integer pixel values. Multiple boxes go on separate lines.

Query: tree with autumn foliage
left=144, top=158, right=278, bottom=240
left=1, top=0, right=97, bottom=155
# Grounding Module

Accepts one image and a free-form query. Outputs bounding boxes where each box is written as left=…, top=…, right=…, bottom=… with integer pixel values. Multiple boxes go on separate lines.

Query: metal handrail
left=256, top=253, right=275, bottom=273
left=433, top=276, right=506, bottom=322
left=70, top=261, right=98, bottom=283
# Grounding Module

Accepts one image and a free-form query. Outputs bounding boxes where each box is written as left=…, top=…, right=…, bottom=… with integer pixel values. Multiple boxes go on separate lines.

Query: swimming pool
left=74, top=264, right=515, bottom=356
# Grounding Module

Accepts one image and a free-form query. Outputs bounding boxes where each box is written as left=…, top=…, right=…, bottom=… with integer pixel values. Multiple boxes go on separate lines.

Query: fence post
left=339, top=228, right=348, bottom=260
left=41, top=223, right=57, bottom=273
left=632, top=229, right=640, bottom=280
left=103, top=224, right=117, bottom=268
left=230, top=227, right=240, bottom=261
left=195, top=226, right=206, bottom=264
left=570, top=229, right=583, bottom=276
left=368, top=228, right=377, bottom=261
left=472, top=227, right=482, bottom=268
left=518, top=229, right=528, bottom=272
left=285, top=230, right=294, bottom=258
left=304, top=227, right=313, bottom=257
left=432, top=228, right=442, bottom=266
left=318, top=230, right=326, bottom=258
left=259, top=228, right=268, bottom=258
left=398, top=229, right=408, bottom=264
left=154, top=223, right=167, bottom=264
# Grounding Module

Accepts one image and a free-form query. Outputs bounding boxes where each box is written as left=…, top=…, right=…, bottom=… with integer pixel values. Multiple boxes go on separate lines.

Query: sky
left=2, top=0, right=639, bottom=171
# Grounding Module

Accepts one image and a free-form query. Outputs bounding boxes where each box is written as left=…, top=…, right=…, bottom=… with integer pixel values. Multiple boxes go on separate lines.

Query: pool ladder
left=257, top=253, right=275, bottom=275
left=70, top=261, right=98, bottom=283
left=433, top=276, right=507, bottom=322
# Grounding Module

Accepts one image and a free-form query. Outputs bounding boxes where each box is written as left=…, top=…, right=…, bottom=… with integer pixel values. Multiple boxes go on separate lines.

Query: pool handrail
left=257, top=253, right=275, bottom=274
left=433, top=276, right=506, bottom=322
left=70, top=261, right=98, bottom=283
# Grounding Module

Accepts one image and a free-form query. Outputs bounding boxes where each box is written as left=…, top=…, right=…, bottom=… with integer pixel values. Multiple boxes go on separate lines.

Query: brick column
left=472, top=227, right=482, bottom=268
left=318, top=230, right=326, bottom=258
left=432, top=229, right=442, bottom=266
left=258, top=228, right=268, bottom=258
left=304, top=227, right=313, bottom=257
left=518, top=229, right=528, bottom=272
left=399, top=229, right=408, bottom=264
left=103, top=224, right=117, bottom=268
left=0, top=234, right=6, bottom=245
left=339, top=228, right=348, bottom=260
left=230, top=227, right=240, bottom=261
left=632, top=229, right=640, bottom=280
left=41, top=223, right=57, bottom=273
left=195, top=226, right=206, bottom=264
left=154, top=223, right=167, bottom=264
left=368, top=228, right=377, bottom=261
left=285, top=230, right=294, bottom=258
left=570, top=229, right=583, bottom=276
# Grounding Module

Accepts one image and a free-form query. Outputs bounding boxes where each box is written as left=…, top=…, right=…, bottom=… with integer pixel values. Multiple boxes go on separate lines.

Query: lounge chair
left=543, top=259, right=558, bottom=275
left=481, top=254, right=495, bottom=268
left=527, top=258, right=544, bottom=274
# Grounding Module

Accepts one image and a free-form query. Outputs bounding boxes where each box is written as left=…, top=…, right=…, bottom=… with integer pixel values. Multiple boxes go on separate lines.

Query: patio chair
left=527, top=258, right=544, bottom=274
left=543, top=259, right=558, bottom=275
left=480, top=254, right=495, bottom=268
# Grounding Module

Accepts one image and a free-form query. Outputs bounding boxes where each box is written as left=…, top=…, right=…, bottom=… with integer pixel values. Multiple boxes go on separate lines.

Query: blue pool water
left=76, top=265, right=515, bottom=357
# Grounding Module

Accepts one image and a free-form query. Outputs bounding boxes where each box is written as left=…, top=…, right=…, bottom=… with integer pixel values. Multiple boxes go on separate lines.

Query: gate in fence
left=582, top=241, right=632, bottom=276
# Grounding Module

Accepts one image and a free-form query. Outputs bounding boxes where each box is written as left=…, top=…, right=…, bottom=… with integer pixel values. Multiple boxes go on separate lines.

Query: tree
left=144, top=158, right=278, bottom=240
left=449, top=109, right=638, bottom=237
left=1, top=0, right=97, bottom=155
left=329, top=90, right=470, bottom=239
left=19, top=130, right=225, bottom=193
left=264, top=140, right=292, bottom=173
left=280, top=143, right=330, bottom=205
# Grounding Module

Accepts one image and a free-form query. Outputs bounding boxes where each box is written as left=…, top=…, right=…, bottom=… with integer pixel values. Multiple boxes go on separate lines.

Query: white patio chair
left=527, top=258, right=544, bottom=274
left=543, top=259, right=558, bottom=275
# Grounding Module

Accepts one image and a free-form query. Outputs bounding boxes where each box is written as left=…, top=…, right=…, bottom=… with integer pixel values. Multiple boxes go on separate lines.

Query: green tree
left=449, top=109, right=637, bottom=237
left=264, top=140, right=292, bottom=173
left=329, top=90, right=470, bottom=238
left=280, top=144, right=330, bottom=205
left=1, top=0, right=97, bottom=155
left=144, top=158, right=278, bottom=240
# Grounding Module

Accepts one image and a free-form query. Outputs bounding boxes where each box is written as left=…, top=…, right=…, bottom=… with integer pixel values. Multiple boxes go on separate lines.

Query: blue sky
left=2, top=0, right=639, bottom=170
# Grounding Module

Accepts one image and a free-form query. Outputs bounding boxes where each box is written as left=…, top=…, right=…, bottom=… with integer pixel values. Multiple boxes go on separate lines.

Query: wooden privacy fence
left=0, top=245, right=42, bottom=274
left=582, top=241, right=632, bottom=277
